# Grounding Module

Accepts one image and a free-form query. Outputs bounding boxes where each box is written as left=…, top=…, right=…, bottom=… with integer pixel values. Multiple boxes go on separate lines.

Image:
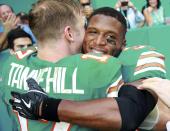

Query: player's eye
left=106, top=35, right=116, bottom=45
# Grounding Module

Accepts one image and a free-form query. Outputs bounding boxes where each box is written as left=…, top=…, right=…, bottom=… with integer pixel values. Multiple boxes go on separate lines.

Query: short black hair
left=7, top=27, right=33, bottom=49
left=87, top=7, right=127, bottom=32
left=146, top=0, right=161, bottom=9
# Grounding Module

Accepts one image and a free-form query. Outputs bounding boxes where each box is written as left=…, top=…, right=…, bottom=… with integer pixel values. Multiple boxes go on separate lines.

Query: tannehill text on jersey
left=7, top=62, right=84, bottom=94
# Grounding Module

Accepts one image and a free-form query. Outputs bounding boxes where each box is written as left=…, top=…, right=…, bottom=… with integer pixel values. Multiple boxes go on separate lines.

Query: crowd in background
left=114, top=0, right=165, bottom=29
left=81, top=0, right=166, bottom=30
left=0, top=0, right=167, bottom=52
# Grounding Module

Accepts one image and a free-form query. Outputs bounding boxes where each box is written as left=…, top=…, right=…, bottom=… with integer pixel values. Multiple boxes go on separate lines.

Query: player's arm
left=130, top=78, right=170, bottom=108
left=10, top=78, right=157, bottom=131
left=58, top=97, right=121, bottom=131
left=58, top=85, right=157, bottom=131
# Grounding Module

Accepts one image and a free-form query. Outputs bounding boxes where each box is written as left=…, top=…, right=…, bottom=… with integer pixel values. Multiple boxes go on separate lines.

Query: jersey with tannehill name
left=0, top=47, right=123, bottom=131
left=119, top=45, right=167, bottom=130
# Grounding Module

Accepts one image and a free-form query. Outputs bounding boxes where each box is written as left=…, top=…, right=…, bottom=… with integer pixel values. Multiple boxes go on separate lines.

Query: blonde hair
left=29, top=0, right=81, bottom=41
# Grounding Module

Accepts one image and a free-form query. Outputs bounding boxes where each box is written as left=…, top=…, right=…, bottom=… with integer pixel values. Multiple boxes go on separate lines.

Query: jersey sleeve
left=106, top=72, right=123, bottom=97
left=0, top=92, right=14, bottom=131
left=119, top=45, right=166, bottom=130
left=119, top=45, right=167, bottom=83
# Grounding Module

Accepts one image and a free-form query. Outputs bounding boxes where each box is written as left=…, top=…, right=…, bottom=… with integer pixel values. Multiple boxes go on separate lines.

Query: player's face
left=83, top=15, right=126, bottom=57
left=13, top=37, right=32, bottom=52
left=0, top=5, right=13, bottom=22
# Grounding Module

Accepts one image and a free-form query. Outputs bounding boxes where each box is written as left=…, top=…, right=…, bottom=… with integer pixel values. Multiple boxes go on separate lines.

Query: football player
left=83, top=7, right=169, bottom=130
left=7, top=2, right=156, bottom=131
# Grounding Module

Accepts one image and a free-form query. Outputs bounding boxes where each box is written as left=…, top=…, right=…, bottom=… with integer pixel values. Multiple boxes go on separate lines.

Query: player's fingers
left=19, top=111, right=37, bottom=120
left=27, top=78, right=39, bottom=90
left=142, top=77, right=161, bottom=83
left=14, top=108, right=30, bottom=119
left=17, top=107, right=37, bottom=120
left=12, top=105, right=18, bottom=111
left=22, top=110, right=36, bottom=119
left=12, top=101, right=23, bottom=110
left=11, top=91, right=21, bottom=100
left=19, top=112, right=30, bottom=119
left=11, top=106, right=27, bottom=118
left=133, top=78, right=160, bottom=90
left=9, top=99, right=14, bottom=105
left=11, top=98, right=35, bottom=119
left=18, top=111, right=26, bottom=117
left=127, top=80, right=143, bottom=89
left=27, top=78, right=46, bottom=93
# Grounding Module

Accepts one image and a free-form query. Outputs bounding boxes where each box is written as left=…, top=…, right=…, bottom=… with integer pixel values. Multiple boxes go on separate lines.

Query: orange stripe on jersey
left=13, top=111, right=22, bottom=131
left=123, top=45, right=147, bottom=51
left=13, top=110, right=29, bottom=131
left=139, top=53, right=165, bottom=60
left=107, top=80, right=124, bottom=94
left=107, top=86, right=117, bottom=93
left=135, top=63, right=165, bottom=72
left=51, top=122, right=55, bottom=131
left=81, top=54, right=111, bottom=63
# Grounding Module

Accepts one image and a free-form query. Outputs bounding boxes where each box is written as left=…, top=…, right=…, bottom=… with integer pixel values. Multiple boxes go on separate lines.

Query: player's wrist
left=41, top=98, right=62, bottom=122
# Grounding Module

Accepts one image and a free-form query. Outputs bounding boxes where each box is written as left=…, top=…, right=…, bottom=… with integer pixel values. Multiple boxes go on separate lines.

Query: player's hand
left=9, top=78, right=48, bottom=120
left=129, top=78, right=170, bottom=108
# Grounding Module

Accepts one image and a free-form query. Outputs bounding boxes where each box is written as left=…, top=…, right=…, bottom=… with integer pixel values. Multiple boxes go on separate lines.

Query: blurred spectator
left=16, top=12, right=29, bottom=25
left=80, top=0, right=93, bottom=19
left=0, top=27, right=33, bottom=68
left=0, top=4, right=17, bottom=50
left=114, top=0, right=145, bottom=29
left=7, top=27, right=33, bottom=53
left=143, top=0, right=164, bottom=26
left=16, top=11, right=37, bottom=43
left=0, top=4, right=36, bottom=51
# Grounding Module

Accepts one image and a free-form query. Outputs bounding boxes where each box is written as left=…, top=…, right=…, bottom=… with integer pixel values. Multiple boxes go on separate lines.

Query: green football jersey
left=0, top=49, right=11, bottom=69
left=119, top=45, right=167, bottom=130
left=119, top=45, right=166, bottom=82
left=0, top=91, right=17, bottom=131
left=0, top=47, right=123, bottom=131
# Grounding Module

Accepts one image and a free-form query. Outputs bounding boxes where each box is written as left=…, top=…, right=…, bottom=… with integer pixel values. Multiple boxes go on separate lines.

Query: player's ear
left=64, top=26, right=74, bottom=42
left=121, top=39, right=126, bottom=50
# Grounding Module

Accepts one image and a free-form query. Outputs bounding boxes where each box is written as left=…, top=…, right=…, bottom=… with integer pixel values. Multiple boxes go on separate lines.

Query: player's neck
left=37, top=40, right=72, bottom=63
